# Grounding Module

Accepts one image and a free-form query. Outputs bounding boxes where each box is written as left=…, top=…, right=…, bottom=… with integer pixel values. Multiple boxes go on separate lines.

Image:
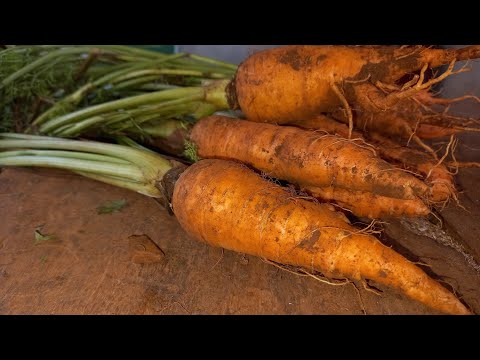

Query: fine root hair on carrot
left=426, top=135, right=456, bottom=180
left=210, top=248, right=225, bottom=271
left=406, top=120, right=421, bottom=147
left=446, top=137, right=480, bottom=173
left=328, top=202, right=355, bottom=214
left=446, top=161, right=480, bottom=169
left=330, top=81, right=354, bottom=138
left=351, top=282, right=367, bottom=315
left=262, top=258, right=351, bottom=286
left=437, top=278, right=460, bottom=298
left=351, top=219, right=385, bottom=237
left=410, top=261, right=433, bottom=268
left=384, top=60, right=458, bottom=107
left=260, top=170, right=282, bottom=186
left=344, top=74, right=371, bottom=84
left=361, top=279, right=383, bottom=296
left=232, top=45, right=480, bottom=125
left=411, top=134, right=439, bottom=160
left=418, top=112, right=480, bottom=129
left=310, top=133, right=380, bottom=160
left=418, top=93, right=480, bottom=107
left=313, top=224, right=385, bottom=242
left=395, top=45, right=426, bottom=60
left=310, top=129, right=378, bottom=155
left=394, top=167, right=426, bottom=179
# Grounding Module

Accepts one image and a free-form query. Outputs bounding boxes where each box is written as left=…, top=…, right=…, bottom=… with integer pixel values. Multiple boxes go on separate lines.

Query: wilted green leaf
left=34, top=226, right=56, bottom=245
left=96, top=199, right=128, bottom=215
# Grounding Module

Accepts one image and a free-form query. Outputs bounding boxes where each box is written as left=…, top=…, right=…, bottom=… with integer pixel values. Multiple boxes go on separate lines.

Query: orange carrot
left=304, top=186, right=430, bottom=219
left=132, top=115, right=430, bottom=219
left=292, top=114, right=456, bottom=203
left=416, top=124, right=462, bottom=139
left=173, top=159, right=470, bottom=315
left=190, top=115, right=430, bottom=202
left=368, top=133, right=456, bottom=203
left=228, top=45, right=480, bottom=125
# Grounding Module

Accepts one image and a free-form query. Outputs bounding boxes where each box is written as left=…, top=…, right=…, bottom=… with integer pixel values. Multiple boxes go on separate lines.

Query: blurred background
left=176, top=45, right=279, bottom=65
left=135, top=45, right=279, bottom=64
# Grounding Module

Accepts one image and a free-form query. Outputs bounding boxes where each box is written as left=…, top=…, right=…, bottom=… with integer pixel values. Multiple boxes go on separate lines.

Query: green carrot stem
left=112, top=75, right=171, bottom=91
left=95, top=45, right=169, bottom=59
left=0, top=136, right=171, bottom=176
left=139, top=84, right=179, bottom=91
left=0, top=149, right=130, bottom=164
left=0, top=133, right=58, bottom=140
left=187, top=54, right=238, bottom=71
left=165, top=62, right=235, bottom=75
left=39, top=87, right=205, bottom=134
left=114, top=135, right=156, bottom=153
left=110, top=69, right=228, bottom=81
left=140, top=119, right=189, bottom=138
left=53, top=98, right=204, bottom=137
left=0, top=155, right=142, bottom=180
left=52, top=115, right=108, bottom=137
left=31, top=83, right=95, bottom=127
left=91, top=53, right=188, bottom=87
left=74, top=171, right=161, bottom=197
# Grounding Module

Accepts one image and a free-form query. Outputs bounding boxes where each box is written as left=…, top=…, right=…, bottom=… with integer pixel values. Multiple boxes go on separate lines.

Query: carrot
left=415, top=124, right=463, bottom=139
left=303, top=186, right=430, bottom=219
left=228, top=45, right=480, bottom=145
left=190, top=115, right=430, bottom=202
left=293, top=114, right=456, bottom=203
left=330, top=96, right=480, bottom=149
left=368, top=133, right=456, bottom=203
left=0, top=134, right=470, bottom=314
left=123, top=115, right=431, bottom=218
left=173, top=159, right=470, bottom=315
left=323, top=87, right=480, bottom=161
left=229, top=46, right=480, bottom=121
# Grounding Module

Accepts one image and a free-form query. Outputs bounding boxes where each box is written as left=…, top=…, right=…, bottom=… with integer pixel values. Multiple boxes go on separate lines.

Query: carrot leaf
left=34, top=225, right=57, bottom=245
left=96, top=198, right=128, bottom=214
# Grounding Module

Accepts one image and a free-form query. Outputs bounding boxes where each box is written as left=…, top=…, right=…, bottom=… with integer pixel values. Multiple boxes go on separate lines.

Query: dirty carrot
left=303, top=186, right=430, bottom=219
left=229, top=45, right=480, bottom=123
left=189, top=115, right=430, bottom=202
left=292, top=114, right=456, bottom=203
left=227, top=45, right=480, bottom=149
left=173, top=159, right=470, bottom=315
